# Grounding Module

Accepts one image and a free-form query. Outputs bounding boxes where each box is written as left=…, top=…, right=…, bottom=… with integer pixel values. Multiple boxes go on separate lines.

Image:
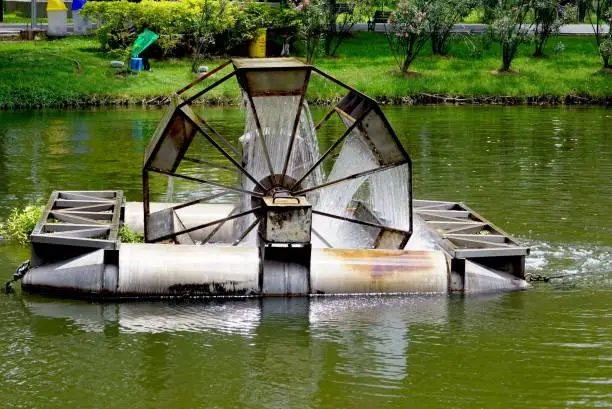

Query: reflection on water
left=0, top=106, right=610, bottom=408
left=9, top=289, right=612, bottom=409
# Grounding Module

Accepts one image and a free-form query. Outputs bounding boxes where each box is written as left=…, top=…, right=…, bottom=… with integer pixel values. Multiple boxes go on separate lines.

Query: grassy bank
left=0, top=33, right=609, bottom=108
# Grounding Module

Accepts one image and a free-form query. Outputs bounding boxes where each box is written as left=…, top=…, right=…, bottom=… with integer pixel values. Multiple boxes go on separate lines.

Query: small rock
left=197, top=66, right=209, bottom=73
left=110, top=61, right=125, bottom=69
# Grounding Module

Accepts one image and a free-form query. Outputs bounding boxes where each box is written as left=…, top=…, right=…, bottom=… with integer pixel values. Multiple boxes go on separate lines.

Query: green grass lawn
left=0, top=32, right=609, bottom=108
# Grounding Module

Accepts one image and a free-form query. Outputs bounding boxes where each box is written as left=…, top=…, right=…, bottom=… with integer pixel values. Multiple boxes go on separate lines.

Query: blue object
left=72, top=0, right=86, bottom=11
left=129, top=58, right=143, bottom=71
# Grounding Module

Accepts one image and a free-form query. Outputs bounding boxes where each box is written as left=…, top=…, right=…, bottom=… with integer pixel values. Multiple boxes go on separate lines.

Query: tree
left=489, top=0, right=533, bottom=71
left=429, top=0, right=477, bottom=55
left=532, top=0, right=562, bottom=57
left=295, top=0, right=327, bottom=63
left=588, top=0, right=611, bottom=68
left=191, top=0, right=231, bottom=73
left=386, top=0, right=430, bottom=73
left=323, top=0, right=370, bottom=57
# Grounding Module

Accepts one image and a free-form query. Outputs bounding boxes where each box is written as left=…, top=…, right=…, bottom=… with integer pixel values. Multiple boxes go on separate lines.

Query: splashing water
left=237, top=95, right=323, bottom=244
left=312, top=129, right=379, bottom=248
left=526, top=241, right=612, bottom=279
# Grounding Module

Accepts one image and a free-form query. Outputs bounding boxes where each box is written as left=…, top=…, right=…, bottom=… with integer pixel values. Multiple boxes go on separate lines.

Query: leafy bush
left=591, top=3, right=612, bottom=68
left=118, top=226, right=144, bottom=243
left=0, top=205, right=43, bottom=245
left=490, top=0, right=533, bottom=71
left=323, top=0, right=371, bottom=57
left=429, top=0, right=477, bottom=55
left=532, top=0, right=575, bottom=57
left=81, top=0, right=299, bottom=58
left=386, top=0, right=431, bottom=73
left=292, top=0, right=328, bottom=63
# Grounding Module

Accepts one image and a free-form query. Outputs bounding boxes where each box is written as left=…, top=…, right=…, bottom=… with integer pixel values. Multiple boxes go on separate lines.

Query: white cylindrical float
left=116, top=244, right=260, bottom=297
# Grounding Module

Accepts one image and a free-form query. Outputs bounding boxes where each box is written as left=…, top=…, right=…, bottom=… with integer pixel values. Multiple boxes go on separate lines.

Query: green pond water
left=0, top=106, right=610, bottom=408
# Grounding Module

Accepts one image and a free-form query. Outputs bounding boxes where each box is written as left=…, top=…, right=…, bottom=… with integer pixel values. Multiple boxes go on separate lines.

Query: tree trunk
left=533, top=38, right=545, bottom=57
left=578, top=0, right=587, bottom=23
left=604, top=55, right=610, bottom=69
left=431, top=33, right=446, bottom=55
left=501, top=43, right=513, bottom=71
left=402, top=38, right=417, bottom=73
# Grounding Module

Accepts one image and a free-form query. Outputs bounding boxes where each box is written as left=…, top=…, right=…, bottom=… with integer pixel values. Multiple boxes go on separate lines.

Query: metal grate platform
left=414, top=199, right=529, bottom=259
left=31, top=191, right=123, bottom=250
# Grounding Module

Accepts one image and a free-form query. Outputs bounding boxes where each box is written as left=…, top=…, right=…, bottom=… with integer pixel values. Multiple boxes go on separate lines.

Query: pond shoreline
left=1, top=93, right=610, bottom=110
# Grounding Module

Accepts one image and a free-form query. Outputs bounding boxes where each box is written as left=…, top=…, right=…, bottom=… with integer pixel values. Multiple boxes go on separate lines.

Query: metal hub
left=251, top=174, right=302, bottom=210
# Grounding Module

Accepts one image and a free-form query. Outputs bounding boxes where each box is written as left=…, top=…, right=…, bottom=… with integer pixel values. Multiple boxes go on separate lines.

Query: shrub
left=429, top=0, right=477, bottom=55
left=532, top=0, right=568, bottom=57
left=386, top=0, right=431, bottom=73
left=119, top=226, right=145, bottom=243
left=292, top=0, right=327, bottom=63
left=0, top=205, right=43, bottom=245
left=82, top=0, right=240, bottom=57
left=323, top=0, right=371, bottom=57
left=589, top=0, right=611, bottom=68
left=490, top=0, right=533, bottom=71
left=82, top=0, right=300, bottom=59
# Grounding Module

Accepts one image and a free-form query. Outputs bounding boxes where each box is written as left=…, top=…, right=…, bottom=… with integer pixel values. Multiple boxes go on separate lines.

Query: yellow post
left=248, top=28, right=267, bottom=58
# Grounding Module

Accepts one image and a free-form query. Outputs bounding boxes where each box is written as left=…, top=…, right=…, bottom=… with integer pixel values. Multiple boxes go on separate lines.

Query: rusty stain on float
left=310, top=249, right=449, bottom=294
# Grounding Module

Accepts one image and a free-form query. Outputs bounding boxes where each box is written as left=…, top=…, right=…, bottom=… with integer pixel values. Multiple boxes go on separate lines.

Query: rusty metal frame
left=233, top=64, right=312, bottom=96
left=142, top=59, right=415, bottom=250
left=178, top=70, right=237, bottom=108
left=31, top=190, right=123, bottom=250
left=176, top=60, right=232, bottom=96
left=142, top=109, right=197, bottom=174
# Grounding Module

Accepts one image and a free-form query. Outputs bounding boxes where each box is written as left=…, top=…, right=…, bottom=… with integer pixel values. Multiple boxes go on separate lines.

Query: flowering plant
left=489, top=0, right=533, bottom=71
left=290, top=0, right=326, bottom=63
left=386, top=0, right=431, bottom=73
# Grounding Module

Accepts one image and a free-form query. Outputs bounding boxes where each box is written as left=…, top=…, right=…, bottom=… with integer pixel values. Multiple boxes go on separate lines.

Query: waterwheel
left=142, top=58, right=413, bottom=250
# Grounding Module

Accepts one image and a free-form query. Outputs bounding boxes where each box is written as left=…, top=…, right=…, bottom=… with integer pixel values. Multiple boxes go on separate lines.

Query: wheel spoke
left=149, top=206, right=262, bottom=243
left=233, top=218, right=260, bottom=246
left=182, top=114, right=266, bottom=192
left=148, top=167, right=263, bottom=198
left=244, top=93, right=275, bottom=176
left=294, top=161, right=407, bottom=196
left=281, top=71, right=311, bottom=183
left=289, top=112, right=367, bottom=191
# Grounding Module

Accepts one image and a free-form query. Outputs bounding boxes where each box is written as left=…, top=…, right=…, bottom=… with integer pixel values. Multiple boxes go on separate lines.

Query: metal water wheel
left=142, top=58, right=413, bottom=249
